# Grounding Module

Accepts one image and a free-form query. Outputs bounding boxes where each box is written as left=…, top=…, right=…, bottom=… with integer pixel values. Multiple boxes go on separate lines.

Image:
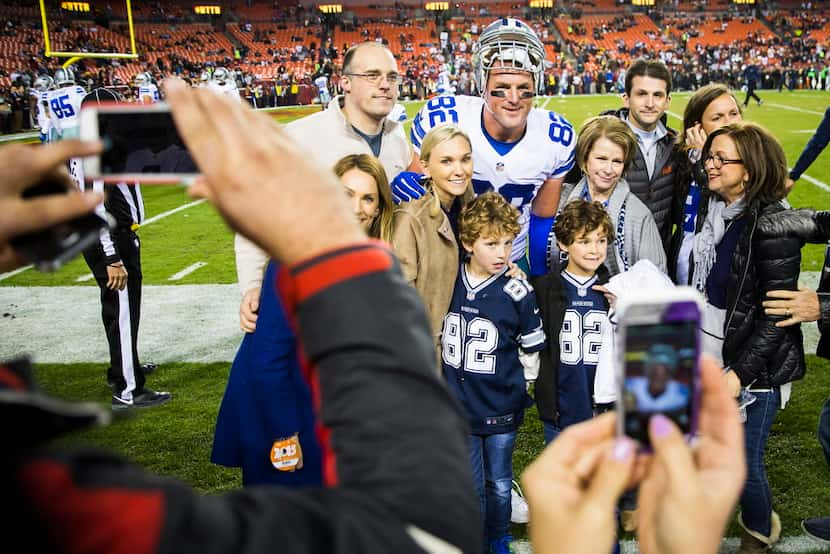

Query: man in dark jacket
left=759, top=208, right=830, bottom=545
left=567, top=59, right=679, bottom=252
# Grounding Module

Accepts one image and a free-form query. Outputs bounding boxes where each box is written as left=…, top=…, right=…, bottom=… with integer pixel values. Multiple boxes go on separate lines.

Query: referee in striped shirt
left=79, top=88, right=171, bottom=409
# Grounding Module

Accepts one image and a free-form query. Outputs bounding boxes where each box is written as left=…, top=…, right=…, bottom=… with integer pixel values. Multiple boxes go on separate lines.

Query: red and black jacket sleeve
left=5, top=241, right=480, bottom=554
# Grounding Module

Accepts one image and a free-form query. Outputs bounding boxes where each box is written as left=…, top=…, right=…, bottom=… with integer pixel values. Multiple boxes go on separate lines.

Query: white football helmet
left=54, top=67, right=75, bottom=87
left=472, top=18, right=546, bottom=94
left=212, top=67, right=231, bottom=85
left=34, top=75, right=54, bottom=92
left=199, top=70, right=210, bottom=84
left=133, top=72, right=152, bottom=87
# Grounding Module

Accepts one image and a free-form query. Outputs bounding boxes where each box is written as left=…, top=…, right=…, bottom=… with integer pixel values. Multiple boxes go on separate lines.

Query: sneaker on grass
left=510, top=480, right=529, bottom=524
left=803, top=517, right=830, bottom=544
left=112, top=388, right=171, bottom=410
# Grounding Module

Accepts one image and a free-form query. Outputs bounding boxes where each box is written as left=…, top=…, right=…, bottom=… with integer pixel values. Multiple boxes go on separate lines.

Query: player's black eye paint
left=490, top=90, right=534, bottom=99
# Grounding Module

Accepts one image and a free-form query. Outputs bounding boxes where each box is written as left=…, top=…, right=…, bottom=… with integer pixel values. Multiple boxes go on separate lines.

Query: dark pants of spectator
left=819, top=396, right=830, bottom=467
left=83, top=231, right=147, bottom=402
left=743, top=84, right=762, bottom=107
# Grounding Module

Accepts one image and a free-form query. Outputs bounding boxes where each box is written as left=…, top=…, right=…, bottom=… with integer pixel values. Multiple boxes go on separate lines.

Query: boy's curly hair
left=553, top=200, right=614, bottom=246
left=459, top=192, right=521, bottom=246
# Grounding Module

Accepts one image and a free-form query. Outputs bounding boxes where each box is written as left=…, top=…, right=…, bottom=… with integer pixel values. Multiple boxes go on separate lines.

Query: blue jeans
left=469, top=431, right=517, bottom=543
left=820, top=396, right=830, bottom=467
left=740, top=388, right=779, bottom=536
left=543, top=421, right=560, bottom=445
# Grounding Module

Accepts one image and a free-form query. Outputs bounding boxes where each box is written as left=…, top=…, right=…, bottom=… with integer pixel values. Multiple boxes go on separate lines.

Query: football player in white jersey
left=134, top=72, right=160, bottom=104
left=208, top=67, right=241, bottom=101
left=314, top=73, right=331, bottom=107
left=400, top=18, right=575, bottom=276
left=45, top=66, right=86, bottom=143
left=32, top=75, right=53, bottom=143
left=435, top=63, right=454, bottom=95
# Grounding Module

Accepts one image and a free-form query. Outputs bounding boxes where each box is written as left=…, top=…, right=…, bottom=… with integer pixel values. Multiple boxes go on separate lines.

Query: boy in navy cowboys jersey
left=532, top=200, right=615, bottom=444
left=441, top=192, right=545, bottom=554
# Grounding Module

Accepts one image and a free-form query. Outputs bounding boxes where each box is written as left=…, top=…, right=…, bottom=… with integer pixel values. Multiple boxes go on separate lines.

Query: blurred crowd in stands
left=1, top=0, right=830, bottom=133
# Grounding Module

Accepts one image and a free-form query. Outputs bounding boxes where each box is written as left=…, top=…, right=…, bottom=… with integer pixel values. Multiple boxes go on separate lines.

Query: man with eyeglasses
left=234, top=42, right=415, bottom=333
left=395, top=17, right=576, bottom=278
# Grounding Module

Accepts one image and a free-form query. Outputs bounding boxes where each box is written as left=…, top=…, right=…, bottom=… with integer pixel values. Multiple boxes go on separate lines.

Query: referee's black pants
left=83, top=231, right=145, bottom=401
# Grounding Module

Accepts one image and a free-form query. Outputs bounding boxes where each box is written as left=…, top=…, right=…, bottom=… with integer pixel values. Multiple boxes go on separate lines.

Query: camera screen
left=622, top=318, right=698, bottom=446
left=99, top=111, right=197, bottom=175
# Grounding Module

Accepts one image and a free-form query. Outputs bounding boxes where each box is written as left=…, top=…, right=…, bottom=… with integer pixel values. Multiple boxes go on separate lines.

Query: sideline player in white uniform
left=134, top=72, right=160, bottom=104
left=314, top=73, right=331, bottom=107
left=32, top=75, right=53, bottom=143
left=208, top=67, right=241, bottom=101
left=45, top=67, right=86, bottom=144
left=400, top=18, right=575, bottom=276
left=435, top=63, right=454, bottom=95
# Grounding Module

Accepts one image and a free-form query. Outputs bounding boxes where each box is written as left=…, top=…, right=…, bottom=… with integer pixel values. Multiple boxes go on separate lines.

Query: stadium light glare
left=318, top=4, right=343, bottom=13
left=60, top=2, right=91, bottom=12
left=194, top=5, right=222, bottom=15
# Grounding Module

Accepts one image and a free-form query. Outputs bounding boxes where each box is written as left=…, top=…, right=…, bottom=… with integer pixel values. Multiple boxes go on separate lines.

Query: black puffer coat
left=713, top=200, right=805, bottom=387
left=757, top=208, right=830, bottom=359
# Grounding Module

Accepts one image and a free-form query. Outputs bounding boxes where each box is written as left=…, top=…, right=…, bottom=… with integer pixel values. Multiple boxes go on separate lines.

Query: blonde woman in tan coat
left=392, top=125, right=474, bottom=354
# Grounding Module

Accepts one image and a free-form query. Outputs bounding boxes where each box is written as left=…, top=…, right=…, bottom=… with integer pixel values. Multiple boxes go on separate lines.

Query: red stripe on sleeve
left=0, top=366, right=26, bottom=390
left=291, top=244, right=393, bottom=304
left=19, top=461, right=164, bottom=554
left=274, top=243, right=393, bottom=488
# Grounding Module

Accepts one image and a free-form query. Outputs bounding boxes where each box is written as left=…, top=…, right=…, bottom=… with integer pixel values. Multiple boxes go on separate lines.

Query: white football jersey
left=34, top=91, right=51, bottom=137
left=410, top=94, right=575, bottom=260
left=45, top=85, right=86, bottom=141
left=207, top=80, right=241, bottom=101
left=314, top=75, right=328, bottom=94
left=138, top=83, right=159, bottom=104
left=387, top=103, right=407, bottom=124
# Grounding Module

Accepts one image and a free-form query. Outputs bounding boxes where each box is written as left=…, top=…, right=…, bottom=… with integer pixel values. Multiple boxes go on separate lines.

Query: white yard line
left=0, top=198, right=206, bottom=282
left=766, top=103, right=825, bottom=116
left=0, top=284, right=241, bottom=363
left=75, top=273, right=96, bottom=282
left=512, top=536, right=830, bottom=553
left=168, top=261, right=207, bottom=281
left=795, top=172, right=830, bottom=193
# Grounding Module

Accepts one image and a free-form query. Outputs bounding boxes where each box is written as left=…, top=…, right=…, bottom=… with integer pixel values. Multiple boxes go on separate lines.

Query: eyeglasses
left=703, top=153, right=743, bottom=169
left=345, top=72, right=402, bottom=86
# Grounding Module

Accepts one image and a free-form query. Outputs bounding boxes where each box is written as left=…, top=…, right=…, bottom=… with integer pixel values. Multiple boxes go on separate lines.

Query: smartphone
left=10, top=177, right=114, bottom=272
left=79, top=102, right=198, bottom=183
left=615, top=287, right=703, bottom=450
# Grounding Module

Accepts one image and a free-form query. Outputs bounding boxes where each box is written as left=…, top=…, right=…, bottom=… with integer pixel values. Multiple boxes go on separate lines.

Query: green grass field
left=5, top=91, right=830, bottom=550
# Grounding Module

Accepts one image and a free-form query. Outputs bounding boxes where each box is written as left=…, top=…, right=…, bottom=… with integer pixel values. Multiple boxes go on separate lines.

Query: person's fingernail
left=613, top=437, right=634, bottom=461
left=650, top=414, right=673, bottom=438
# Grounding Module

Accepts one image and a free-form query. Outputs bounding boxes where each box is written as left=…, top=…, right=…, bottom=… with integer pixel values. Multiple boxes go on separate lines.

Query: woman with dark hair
left=692, top=121, right=804, bottom=553
left=670, top=83, right=742, bottom=285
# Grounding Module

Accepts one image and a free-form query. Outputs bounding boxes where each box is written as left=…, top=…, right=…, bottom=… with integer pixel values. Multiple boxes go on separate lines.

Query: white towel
left=593, top=260, right=675, bottom=404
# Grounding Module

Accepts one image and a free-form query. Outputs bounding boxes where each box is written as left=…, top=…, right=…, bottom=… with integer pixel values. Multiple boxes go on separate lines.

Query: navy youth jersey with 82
left=441, top=266, right=546, bottom=434
left=410, top=95, right=575, bottom=261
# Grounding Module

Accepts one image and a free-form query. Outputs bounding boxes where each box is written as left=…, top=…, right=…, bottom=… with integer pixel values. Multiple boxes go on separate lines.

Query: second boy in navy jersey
left=532, top=200, right=615, bottom=444
left=441, top=192, right=545, bottom=554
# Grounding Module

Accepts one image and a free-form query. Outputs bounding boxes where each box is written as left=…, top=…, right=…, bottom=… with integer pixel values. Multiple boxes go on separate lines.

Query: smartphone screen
left=620, top=301, right=699, bottom=447
left=99, top=110, right=197, bottom=175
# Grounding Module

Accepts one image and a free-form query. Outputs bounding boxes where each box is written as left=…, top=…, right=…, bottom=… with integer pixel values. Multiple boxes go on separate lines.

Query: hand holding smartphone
left=80, top=102, right=198, bottom=183
left=616, top=288, right=703, bottom=450
left=10, top=177, right=114, bottom=272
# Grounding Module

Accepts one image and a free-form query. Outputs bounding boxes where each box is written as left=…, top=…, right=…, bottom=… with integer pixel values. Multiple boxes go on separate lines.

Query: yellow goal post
left=38, top=0, right=139, bottom=68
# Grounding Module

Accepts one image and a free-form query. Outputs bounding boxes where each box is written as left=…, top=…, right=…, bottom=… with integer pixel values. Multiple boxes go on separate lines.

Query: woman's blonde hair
left=334, top=154, right=394, bottom=242
left=419, top=124, right=472, bottom=216
left=575, top=115, right=638, bottom=173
